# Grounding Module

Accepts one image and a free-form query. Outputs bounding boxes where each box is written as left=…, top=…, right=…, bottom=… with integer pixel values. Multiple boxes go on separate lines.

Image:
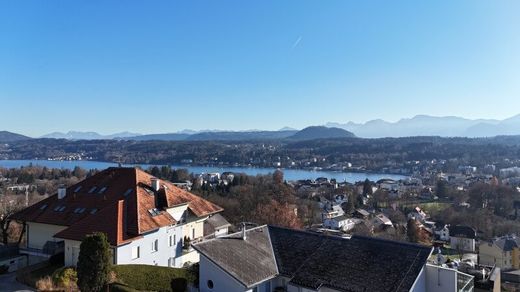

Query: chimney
left=58, top=185, right=67, bottom=199
left=151, top=178, right=160, bottom=191
left=242, top=222, right=247, bottom=240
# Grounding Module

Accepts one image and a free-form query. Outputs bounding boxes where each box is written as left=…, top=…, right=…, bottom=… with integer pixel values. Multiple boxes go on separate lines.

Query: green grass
left=112, top=264, right=196, bottom=292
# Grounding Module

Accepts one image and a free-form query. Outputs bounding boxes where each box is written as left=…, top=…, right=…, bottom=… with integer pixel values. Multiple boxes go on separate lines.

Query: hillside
left=0, top=131, right=31, bottom=142
left=187, top=130, right=297, bottom=141
left=288, top=126, right=356, bottom=140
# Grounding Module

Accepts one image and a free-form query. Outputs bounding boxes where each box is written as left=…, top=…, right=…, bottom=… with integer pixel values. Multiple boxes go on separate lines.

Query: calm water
left=0, top=160, right=407, bottom=183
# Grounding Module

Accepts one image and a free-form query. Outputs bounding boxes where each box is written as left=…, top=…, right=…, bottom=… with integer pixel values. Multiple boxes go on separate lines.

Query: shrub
left=52, top=267, right=78, bottom=290
left=112, top=265, right=196, bottom=292
left=77, top=232, right=111, bottom=292
left=36, top=276, right=55, bottom=291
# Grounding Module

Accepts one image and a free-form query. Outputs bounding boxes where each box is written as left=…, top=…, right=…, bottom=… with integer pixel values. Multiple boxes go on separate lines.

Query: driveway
left=0, top=272, right=35, bottom=292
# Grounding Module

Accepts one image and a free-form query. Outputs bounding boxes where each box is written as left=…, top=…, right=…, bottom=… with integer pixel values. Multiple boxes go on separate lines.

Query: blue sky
left=1, top=1, right=519, bottom=137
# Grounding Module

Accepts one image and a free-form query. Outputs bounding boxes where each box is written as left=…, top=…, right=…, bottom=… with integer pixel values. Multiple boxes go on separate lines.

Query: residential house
left=204, top=214, right=232, bottom=238
left=353, top=208, right=370, bottom=219
left=449, top=225, right=477, bottom=253
left=322, top=215, right=359, bottom=231
left=11, top=167, right=224, bottom=268
left=372, top=213, right=393, bottom=231
left=321, top=204, right=344, bottom=220
left=434, top=223, right=450, bottom=242
left=193, top=225, right=474, bottom=292
left=479, top=235, right=520, bottom=269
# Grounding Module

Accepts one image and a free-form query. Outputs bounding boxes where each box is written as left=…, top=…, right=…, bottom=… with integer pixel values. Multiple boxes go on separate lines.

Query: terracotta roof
left=11, top=167, right=223, bottom=246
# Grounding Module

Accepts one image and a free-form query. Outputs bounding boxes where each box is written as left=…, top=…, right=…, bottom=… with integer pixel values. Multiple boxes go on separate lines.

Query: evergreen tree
left=77, top=232, right=111, bottom=292
left=406, top=219, right=419, bottom=243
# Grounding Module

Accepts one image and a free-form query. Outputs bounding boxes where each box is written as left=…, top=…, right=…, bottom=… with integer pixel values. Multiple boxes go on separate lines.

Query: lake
left=0, top=160, right=407, bottom=183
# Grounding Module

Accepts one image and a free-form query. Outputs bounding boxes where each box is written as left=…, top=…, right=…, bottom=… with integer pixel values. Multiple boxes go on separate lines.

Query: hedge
left=112, top=265, right=196, bottom=292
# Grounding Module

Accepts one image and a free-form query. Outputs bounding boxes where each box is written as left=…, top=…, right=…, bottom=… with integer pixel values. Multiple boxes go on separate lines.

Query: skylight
left=88, top=186, right=97, bottom=194
left=90, top=208, right=98, bottom=214
left=74, top=186, right=82, bottom=193
left=73, top=207, right=86, bottom=214
left=53, top=206, right=61, bottom=211
left=123, top=188, right=133, bottom=197
left=98, top=187, right=107, bottom=194
left=58, top=206, right=66, bottom=212
left=144, top=188, right=154, bottom=195
left=148, top=208, right=161, bottom=217
left=40, top=204, right=48, bottom=210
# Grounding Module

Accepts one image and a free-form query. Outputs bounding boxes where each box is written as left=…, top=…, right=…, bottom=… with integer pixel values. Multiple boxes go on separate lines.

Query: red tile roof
left=11, top=167, right=223, bottom=246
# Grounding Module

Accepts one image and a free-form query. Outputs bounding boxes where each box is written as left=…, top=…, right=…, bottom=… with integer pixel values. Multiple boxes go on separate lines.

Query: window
left=40, top=204, right=48, bottom=210
left=90, top=208, right=98, bottom=214
left=169, top=235, right=174, bottom=247
left=192, top=228, right=195, bottom=239
left=152, top=239, right=158, bottom=252
left=123, top=188, right=133, bottom=197
left=131, top=246, right=140, bottom=259
left=73, top=186, right=82, bottom=193
left=98, top=186, right=107, bottom=194
left=88, top=186, right=97, bottom=194
left=207, top=280, right=214, bottom=289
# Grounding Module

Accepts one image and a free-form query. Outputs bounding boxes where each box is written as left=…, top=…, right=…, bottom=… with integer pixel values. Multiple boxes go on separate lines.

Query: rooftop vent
left=58, top=186, right=67, bottom=199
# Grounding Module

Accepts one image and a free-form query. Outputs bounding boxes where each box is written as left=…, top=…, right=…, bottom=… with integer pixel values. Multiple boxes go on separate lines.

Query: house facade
left=449, top=225, right=477, bottom=253
left=194, top=225, right=474, bottom=292
left=11, top=167, right=224, bottom=268
left=479, top=235, right=520, bottom=269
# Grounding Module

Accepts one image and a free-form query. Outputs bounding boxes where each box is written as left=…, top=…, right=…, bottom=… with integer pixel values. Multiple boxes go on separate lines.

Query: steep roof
left=449, top=225, right=476, bottom=239
left=493, top=236, right=520, bottom=252
left=194, top=225, right=432, bottom=292
left=193, top=226, right=278, bottom=288
left=11, top=167, right=223, bottom=246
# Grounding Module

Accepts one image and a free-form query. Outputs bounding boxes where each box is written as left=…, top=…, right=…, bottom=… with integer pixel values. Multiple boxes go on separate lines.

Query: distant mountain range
left=6, top=114, right=520, bottom=142
left=0, top=131, right=31, bottom=142
left=2, top=127, right=354, bottom=142
left=41, top=131, right=142, bottom=140
left=326, top=114, right=520, bottom=138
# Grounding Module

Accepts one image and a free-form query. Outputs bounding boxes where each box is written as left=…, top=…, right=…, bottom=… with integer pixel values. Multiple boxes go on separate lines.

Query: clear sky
left=1, top=1, right=519, bottom=137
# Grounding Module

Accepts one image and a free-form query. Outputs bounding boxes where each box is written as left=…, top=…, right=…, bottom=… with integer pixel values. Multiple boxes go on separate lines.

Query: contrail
left=292, top=36, right=302, bottom=50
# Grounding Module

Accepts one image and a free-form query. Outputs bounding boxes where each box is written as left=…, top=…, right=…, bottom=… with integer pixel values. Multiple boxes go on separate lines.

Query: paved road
left=0, top=272, right=35, bottom=292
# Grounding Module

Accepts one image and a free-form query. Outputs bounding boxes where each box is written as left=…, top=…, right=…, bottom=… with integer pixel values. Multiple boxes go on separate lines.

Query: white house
left=193, top=225, right=473, bottom=292
left=12, top=167, right=225, bottom=268
left=449, top=225, right=477, bottom=253
left=322, top=215, right=358, bottom=231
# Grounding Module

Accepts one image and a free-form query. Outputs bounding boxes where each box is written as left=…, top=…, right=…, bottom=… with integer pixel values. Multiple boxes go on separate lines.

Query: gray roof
left=494, top=236, right=520, bottom=251
left=203, top=213, right=231, bottom=235
left=195, top=225, right=432, bottom=292
left=193, top=226, right=278, bottom=288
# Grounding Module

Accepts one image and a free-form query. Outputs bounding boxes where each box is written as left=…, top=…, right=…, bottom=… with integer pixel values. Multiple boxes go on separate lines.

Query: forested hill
left=0, top=131, right=31, bottom=142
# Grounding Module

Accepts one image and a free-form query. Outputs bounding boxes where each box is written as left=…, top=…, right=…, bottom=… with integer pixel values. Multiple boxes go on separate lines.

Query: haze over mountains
left=4, top=114, right=520, bottom=142
left=326, top=114, right=520, bottom=138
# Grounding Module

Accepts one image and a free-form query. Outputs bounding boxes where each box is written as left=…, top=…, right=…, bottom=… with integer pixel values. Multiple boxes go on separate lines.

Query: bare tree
left=0, top=194, right=25, bottom=245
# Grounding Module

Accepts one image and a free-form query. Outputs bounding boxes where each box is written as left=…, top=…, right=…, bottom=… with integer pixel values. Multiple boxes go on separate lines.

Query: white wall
left=26, top=222, right=67, bottom=250
left=425, top=264, right=457, bottom=292
left=115, top=225, right=184, bottom=267
left=410, top=266, right=426, bottom=292
left=450, top=237, right=475, bottom=252
left=198, top=255, right=251, bottom=292
left=63, top=239, right=81, bottom=266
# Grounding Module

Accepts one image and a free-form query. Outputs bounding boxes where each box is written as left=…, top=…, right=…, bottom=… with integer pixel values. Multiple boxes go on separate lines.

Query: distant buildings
left=449, top=225, right=477, bottom=253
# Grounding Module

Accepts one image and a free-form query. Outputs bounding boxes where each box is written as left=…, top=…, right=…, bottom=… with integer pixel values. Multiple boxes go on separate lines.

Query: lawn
left=17, top=262, right=64, bottom=288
